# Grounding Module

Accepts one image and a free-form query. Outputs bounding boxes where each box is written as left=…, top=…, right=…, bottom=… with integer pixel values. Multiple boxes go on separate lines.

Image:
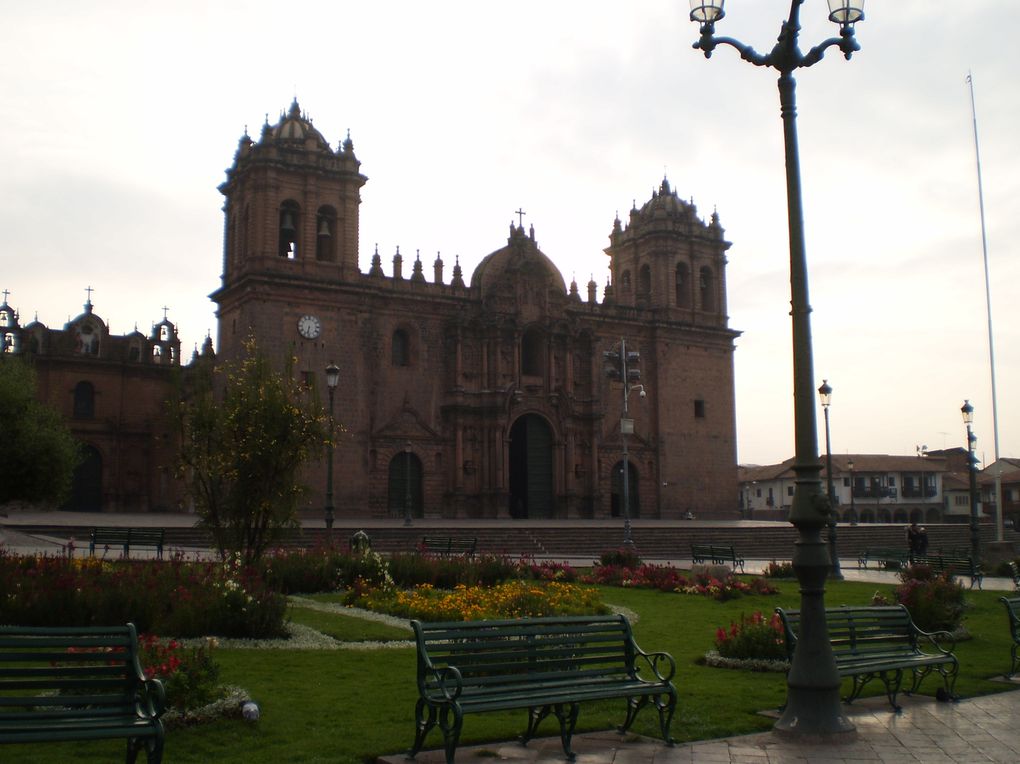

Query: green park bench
left=857, top=547, right=909, bottom=569
left=418, top=535, right=477, bottom=557
left=408, top=614, right=678, bottom=763
left=89, top=527, right=165, bottom=559
left=776, top=604, right=958, bottom=711
left=0, top=623, right=166, bottom=763
left=910, top=552, right=983, bottom=589
left=690, top=543, right=744, bottom=572
left=999, top=595, right=1020, bottom=679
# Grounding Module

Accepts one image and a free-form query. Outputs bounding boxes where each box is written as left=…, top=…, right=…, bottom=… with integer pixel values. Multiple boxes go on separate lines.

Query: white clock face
left=297, top=314, right=321, bottom=339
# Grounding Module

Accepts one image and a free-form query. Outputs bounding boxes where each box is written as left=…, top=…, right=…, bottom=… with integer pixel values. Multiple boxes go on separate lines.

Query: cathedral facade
left=212, top=101, right=741, bottom=520
left=1, top=292, right=206, bottom=513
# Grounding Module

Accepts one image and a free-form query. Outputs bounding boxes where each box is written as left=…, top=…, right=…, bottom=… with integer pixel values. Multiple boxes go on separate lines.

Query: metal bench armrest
left=916, top=627, right=956, bottom=655
left=636, top=650, right=676, bottom=682
left=423, top=665, right=463, bottom=702
left=139, top=677, right=167, bottom=719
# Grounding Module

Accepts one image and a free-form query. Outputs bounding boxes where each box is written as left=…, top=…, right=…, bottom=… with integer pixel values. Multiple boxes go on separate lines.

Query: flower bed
left=584, top=562, right=778, bottom=600
left=0, top=549, right=286, bottom=638
left=344, top=579, right=608, bottom=621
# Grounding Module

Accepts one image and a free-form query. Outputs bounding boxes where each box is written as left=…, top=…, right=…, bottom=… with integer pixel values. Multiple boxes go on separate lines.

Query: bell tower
left=604, top=178, right=730, bottom=327
left=217, top=100, right=367, bottom=288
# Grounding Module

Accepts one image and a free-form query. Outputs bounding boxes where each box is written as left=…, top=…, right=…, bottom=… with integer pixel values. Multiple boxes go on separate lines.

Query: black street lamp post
left=689, top=0, right=863, bottom=741
left=604, top=338, right=645, bottom=548
left=848, top=458, right=856, bottom=524
left=962, top=400, right=981, bottom=561
left=324, top=363, right=340, bottom=540
left=404, top=440, right=413, bottom=527
left=818, top=380, right=843, bottom=579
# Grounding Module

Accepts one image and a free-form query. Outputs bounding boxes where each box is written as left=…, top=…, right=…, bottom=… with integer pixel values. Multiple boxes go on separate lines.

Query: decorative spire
left=370, top=243, right=384, bottom=277
left=452, top=255, right=465, bottom=288
left=411, top=249, right=426, bottom=283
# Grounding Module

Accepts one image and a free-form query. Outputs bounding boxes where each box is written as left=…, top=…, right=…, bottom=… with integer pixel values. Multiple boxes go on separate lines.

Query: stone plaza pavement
left=378, top=689, right=1020, bottom=764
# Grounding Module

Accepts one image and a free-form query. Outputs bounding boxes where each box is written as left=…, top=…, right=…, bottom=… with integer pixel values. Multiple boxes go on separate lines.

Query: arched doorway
left=508, top=415, right=554, bottom=519
left=387, top=451, right=423, bottom=519
left=66, top=445, right=102, bottom=512
left=610, top=460, right=640, bottom=519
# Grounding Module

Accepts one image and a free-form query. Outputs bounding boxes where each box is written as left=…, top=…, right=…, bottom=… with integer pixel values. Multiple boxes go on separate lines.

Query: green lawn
left=8, top=579, right=1018, bottom=763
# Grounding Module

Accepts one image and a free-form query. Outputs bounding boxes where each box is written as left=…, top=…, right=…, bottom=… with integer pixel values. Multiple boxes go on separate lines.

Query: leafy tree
left=173, top=339, right=328, bottom=564
left=0, top=357, right=81, bottom=506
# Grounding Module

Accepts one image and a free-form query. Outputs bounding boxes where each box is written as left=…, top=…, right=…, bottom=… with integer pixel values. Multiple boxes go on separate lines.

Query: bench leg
left=521, top=704, right=551, bottom=745
left=438, top=705, right=464, bottom=764
left=846, top=669, right=903, bottom=712
left=125, top=733, right=164, bottom=764
left=1009, top=643, right=1020, bottom=680
left=906, top=662, right=959, bottom=702
left=552, top=702, right=579, bottom=760
left=408, top=699, right=437, bottom=759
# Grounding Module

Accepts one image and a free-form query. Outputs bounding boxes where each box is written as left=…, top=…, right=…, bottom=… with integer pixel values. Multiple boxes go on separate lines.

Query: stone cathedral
left=212, top=100, right=741, bottom=521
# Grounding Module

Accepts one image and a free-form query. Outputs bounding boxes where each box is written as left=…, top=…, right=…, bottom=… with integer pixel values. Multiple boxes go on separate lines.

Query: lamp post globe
left=689, top=0, right=865, bottom=741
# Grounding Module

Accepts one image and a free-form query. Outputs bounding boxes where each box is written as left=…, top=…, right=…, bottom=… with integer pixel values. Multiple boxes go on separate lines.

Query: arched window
left=73, top=381, right=95, bottom=419
left=637, top=264, right=651, bottom=301
left=521, top=327, right=544, bottom=376
left=675, top=263, right=690, bottom=307
left=620, top=270, right=632, bottom=293
left=699, top=266, right=715, bottom=312
left=392, top=329, right=410, bottom=367
left=278, top=200, right=300, bottom=259
left=316, top=206, right=337, bottom=262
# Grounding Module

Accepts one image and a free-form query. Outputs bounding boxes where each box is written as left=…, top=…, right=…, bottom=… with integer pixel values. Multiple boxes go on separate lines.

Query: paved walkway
left=378, top=689, right=1020, bottom=764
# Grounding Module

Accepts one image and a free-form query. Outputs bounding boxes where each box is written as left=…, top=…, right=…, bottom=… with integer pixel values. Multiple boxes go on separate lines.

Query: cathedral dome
left=269, top=99, right=331, bottom=150
left=471, top=224, right=566, bottom=297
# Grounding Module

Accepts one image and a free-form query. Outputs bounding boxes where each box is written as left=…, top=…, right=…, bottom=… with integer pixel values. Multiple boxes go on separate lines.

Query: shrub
left=599, top=547, right=642, bottom=569
left=524, top=560, right=579, bottom=582
left=385, top=552, right=519, bottom=589
left=714, top=611, right=787, bottom=660
left=763, top=560, right=795, bottom=578
left=895, top=565, right=966, bottom=633
left=138, top=634, right=222, bottom=712
left=583, top=561, right=779, bottom=601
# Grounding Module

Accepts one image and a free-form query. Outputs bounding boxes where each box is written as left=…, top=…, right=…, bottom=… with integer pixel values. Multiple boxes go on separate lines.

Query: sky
left=2, top=1, right=1017, bottom=468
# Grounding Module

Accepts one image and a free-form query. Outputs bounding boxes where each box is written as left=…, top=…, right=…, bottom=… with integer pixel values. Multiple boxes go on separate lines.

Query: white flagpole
left=967, top=72, right=1003, bottom=543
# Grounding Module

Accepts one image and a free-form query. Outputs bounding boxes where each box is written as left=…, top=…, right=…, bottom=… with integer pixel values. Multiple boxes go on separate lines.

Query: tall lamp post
left=818, top=380, right=843, bottom=579
left=324, top=363, right=340, bottom=540
left=689, top=0, right=863, bottom=740
left=603, top=338, right=645, bottom=547
left=403, top=440, right=413, bottom=527
left=961, top=401, right=981, bottom=561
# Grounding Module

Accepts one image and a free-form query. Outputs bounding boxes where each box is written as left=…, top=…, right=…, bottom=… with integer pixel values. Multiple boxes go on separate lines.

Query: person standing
left=906, top=522, right=921, bottom=559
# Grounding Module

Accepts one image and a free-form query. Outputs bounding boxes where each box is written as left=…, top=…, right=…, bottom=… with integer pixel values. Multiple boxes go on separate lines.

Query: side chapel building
left=212, top=100, right=741, bottom=520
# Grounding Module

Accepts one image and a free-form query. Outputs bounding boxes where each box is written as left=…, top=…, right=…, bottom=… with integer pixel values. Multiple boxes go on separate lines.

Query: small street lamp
left=689, top=0, right=863, bottom=741
left=962, top=400, right=981, bottom=560
left=324, top=363, right=341, bottom=539
left=818, top=380, right=843, bottom=579
left=404, top=440, right=413, bottom=527
left=848, top=458, right=856, bottom=524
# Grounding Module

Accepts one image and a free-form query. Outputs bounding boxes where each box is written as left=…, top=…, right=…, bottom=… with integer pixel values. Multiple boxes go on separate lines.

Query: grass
left=7, top=578, right=1019, bottom=763
left=286, top=603, right=411, bottom=642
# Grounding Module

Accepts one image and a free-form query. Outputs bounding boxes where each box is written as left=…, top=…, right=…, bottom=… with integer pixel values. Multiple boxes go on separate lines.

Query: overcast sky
left=2, top=1, right=1016, bottom=467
